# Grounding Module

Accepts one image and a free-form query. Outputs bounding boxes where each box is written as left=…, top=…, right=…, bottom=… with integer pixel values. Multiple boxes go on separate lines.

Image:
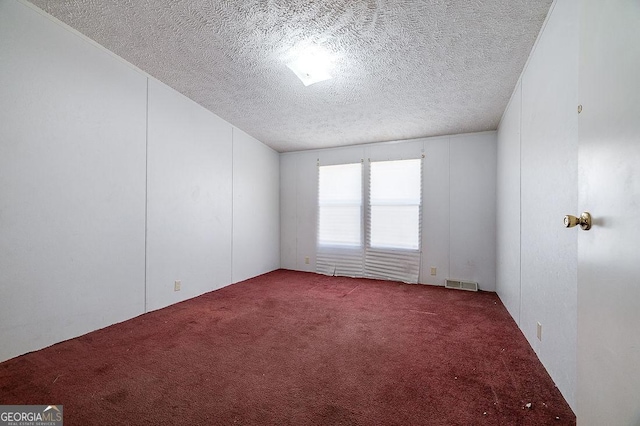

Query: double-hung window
left=369, top=159, right=422, bottom=250
left=317, top=163, right=363, bottom=247
left=317, top=163, right=364, bottom=277
left=316, top=157, right=422, bottom=283
left=364, top=158, right=422, bottom=282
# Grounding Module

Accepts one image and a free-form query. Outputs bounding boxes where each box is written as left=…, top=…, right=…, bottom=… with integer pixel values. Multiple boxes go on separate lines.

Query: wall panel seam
left=144, top=77, right=149, bottom=313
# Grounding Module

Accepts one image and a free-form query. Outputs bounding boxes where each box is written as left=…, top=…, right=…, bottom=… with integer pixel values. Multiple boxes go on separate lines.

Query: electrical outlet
left=305, top=256, right=310, bottom=264
left=174, top=280, right=181, bottom=292
left=536, top=322, right=542, bottom=341
left=430, top=267, right=437, bottom=276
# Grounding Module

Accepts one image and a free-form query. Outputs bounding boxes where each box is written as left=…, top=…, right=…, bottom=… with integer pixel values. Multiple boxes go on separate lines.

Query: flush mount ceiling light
left=286, top=46, right=334, bottom=86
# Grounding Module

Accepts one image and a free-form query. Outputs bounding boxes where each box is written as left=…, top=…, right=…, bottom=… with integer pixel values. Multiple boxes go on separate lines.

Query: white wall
left=496, top=84, right=522, bottom=323
left=280, top=132, right=497, bottom=290
left=450, top=133, right=497, bottom=290
left=0, top=0, right=279, bottom=362
left=146, top=80, right=233, bottom=312
left=0, top=0, right=147, bottom=362
left=232, top=128, right=280, bottom=283
left=279, top=154, right=298, bottom=271
left=420, top=137, right=451, bottom=286
left=496, top=0, right=578, bottom=409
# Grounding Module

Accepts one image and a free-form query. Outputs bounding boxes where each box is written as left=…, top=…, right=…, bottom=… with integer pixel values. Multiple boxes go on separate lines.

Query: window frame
left=317, top=162, right=364, bottom=249
left=366, top=158, right=423, bottom=253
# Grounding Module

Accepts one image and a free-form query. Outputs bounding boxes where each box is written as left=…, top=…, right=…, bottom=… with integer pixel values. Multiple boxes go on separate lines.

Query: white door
left=577, top=0, right=640, bottom=424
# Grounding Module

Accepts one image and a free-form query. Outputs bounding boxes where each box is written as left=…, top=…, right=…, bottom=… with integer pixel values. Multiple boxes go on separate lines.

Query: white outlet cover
left=536, top=322, right=542, bottom=341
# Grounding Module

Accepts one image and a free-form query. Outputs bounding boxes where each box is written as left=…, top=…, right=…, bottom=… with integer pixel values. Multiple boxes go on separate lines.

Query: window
left=317, top=157, right=422, bottom=283
left=369, top=159, right=421, bottom=250
left=318, top=163, right=362, bottom=247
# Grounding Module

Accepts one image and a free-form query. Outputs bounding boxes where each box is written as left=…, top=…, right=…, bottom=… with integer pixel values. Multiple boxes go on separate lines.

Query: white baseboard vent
left=445, top=279, right=478, bottom=292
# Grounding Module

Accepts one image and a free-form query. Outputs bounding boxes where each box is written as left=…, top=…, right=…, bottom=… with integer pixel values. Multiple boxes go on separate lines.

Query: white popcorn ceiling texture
left=30, top=0, right=552, bottom=152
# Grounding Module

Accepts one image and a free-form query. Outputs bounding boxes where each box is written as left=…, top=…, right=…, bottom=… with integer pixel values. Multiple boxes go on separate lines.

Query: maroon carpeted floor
left=0, top=270, right=575, bottom=425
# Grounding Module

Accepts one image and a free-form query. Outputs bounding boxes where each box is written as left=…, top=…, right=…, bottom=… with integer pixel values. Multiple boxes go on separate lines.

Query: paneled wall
left=146, top=80, right=234, bottom=312
left=280, top=132, right=497, bottom=290
left=232, top=128, right=280, bottom=284
left=0, top=1, right=279, bottom=362
left=496, top=0, right=578, bottom=409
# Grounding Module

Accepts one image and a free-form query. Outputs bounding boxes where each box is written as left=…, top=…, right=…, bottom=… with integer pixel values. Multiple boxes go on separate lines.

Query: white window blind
left=318, top=163, right=362, bottom=247
left=316, top=158, right=422, bottom=283
left=317, top=163, right=364, bottom=277
left=369, top=159, right=421, bottom=250
left=365, top=159, right=422, bottom=283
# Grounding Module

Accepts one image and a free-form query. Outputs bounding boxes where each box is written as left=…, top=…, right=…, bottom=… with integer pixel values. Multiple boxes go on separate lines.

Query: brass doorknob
left=564, top=212, right=592, bottom=230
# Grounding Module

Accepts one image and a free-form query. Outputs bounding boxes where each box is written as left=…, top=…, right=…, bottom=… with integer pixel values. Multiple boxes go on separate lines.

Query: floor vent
left=445, top=279, right=478, bottom=292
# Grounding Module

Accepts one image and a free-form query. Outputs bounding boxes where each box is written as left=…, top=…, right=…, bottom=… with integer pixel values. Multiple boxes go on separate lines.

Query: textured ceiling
left=30, top=0, right=552, bottom=152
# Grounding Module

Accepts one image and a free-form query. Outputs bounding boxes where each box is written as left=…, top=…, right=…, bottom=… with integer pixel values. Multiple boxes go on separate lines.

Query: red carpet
left=0, top=270, right=575, bottom=425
